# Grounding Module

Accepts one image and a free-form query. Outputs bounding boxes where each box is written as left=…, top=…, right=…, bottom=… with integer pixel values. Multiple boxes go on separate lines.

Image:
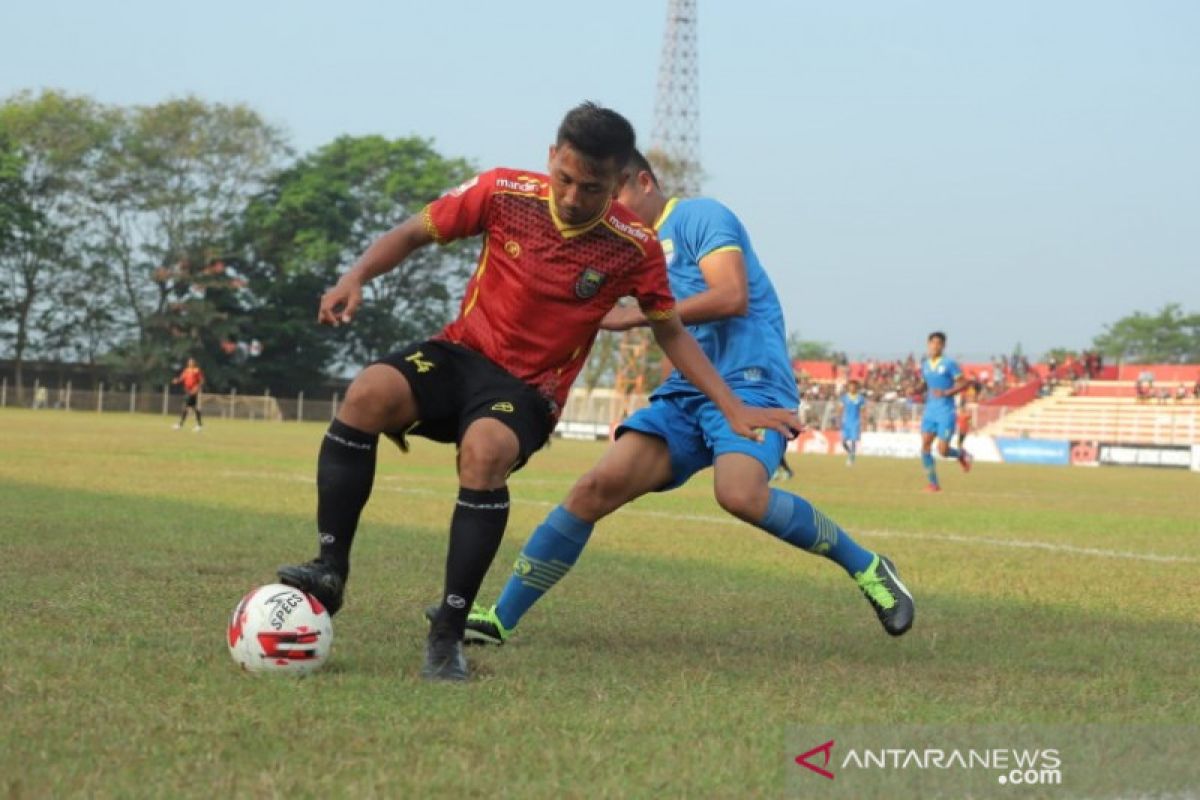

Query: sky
left=3, top=0, right=1198, bottom=360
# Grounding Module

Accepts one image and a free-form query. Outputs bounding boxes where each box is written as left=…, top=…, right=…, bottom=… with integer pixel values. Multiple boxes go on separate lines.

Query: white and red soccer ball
left=227, top=584, right=333, bottom=675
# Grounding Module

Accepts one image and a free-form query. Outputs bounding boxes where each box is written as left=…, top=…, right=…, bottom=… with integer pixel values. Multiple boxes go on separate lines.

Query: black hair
left=928, top=331, right=947, bottom=343
left=624, top=148, right=659, bottom=186
left=556, top=102, right=636, bottom=168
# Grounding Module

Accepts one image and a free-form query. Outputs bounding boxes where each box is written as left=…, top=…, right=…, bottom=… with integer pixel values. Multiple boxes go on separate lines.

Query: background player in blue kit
left=917, top=331, right=973, bottom=492
left=840, top=379, right=866, bottom=466
left=447, top=150, right=915, bottom=645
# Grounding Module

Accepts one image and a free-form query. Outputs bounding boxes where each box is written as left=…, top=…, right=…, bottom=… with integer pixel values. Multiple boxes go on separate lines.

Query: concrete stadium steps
left=979, top=388, right=1200, bottom=445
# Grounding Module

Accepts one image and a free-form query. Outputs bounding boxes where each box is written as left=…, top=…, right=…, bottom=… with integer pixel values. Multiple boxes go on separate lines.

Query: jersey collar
left=548, top=191, right=610, bottom=238
left=654, top=197, right=680, bottom=232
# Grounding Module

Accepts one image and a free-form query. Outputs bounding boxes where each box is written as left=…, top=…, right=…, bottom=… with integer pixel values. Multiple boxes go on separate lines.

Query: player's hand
left=318, top=277, right=364, bottom=326
left=600, top=305, right=645, bottom=332
left=728, top=404, right=802, bottom=442
left=931, top=389, right=945, bottom=398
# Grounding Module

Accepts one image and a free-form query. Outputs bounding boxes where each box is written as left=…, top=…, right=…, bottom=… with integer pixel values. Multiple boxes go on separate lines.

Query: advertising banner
left=995, top=438, right=1071, bottom=466
left=787, top=430, right=843, bottom=455
left=1099, top=443, right=1192, bottom=469
left=1069, top=441, right=1100, bottom=466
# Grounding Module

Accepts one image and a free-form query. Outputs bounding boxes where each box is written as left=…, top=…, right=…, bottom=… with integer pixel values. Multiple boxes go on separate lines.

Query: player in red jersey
left=171, top=358, right=204, bottom=431
left=276, top=102, right=799, bottom=681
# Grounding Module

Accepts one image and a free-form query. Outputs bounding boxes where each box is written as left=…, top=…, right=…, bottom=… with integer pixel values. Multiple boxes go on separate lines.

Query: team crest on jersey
left=574, top=267, right=607, bottom=299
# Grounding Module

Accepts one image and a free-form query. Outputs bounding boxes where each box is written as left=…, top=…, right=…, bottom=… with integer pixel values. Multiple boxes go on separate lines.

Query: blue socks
left=494, top=505, right=594, bottom=631
left=922, top=448, right=961, bottom=487
left=758, top=489, right=875, bottom=576
left=922, top=452, right=938, bottom=487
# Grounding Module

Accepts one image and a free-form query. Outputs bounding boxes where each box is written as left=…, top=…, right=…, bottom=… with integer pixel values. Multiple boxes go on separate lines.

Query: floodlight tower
left=610, top=0, right=702, bottom=427
left=650, top=0, right=702, bottom=196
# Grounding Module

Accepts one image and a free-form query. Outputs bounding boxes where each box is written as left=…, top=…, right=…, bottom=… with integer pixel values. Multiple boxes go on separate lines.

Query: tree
left=86, top=96, right=289, bottom=385
left=1042, top=347, right=1077, bottom=363
left=1093, top=304, right=1200, bottom=364
left=234, top=135, right=476, bottom=394
left=786, top=330, right=835, bottom=361
left=0, top=91, right=113, bottom=394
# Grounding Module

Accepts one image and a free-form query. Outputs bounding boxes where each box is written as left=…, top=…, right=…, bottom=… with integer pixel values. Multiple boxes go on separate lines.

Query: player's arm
left=318, top=215, right=435, bottom=326
left=647, top=314, right=798, bottom=440
left=941, top=374, right=971, bottom=398
left=932, top=369, right=969, bottom=399
left=602, top=248, right=747, bottom=330
left=320, top=171, right=493, bottom=326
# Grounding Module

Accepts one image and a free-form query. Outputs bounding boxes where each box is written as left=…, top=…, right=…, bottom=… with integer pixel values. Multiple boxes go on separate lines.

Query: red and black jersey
left=423, top=167, right=675, bottom=411
left=177, top=366, right=204, bottom=394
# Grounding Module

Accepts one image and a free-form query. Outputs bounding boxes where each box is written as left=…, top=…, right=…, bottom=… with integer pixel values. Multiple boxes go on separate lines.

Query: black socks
left=315, top=419, right=379, bottom=575
left=430, top=487, right=511, bottom=640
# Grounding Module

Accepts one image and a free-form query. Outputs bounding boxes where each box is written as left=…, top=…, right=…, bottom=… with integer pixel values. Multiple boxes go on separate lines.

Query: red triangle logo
left=795, top=739, right=836, bottom=780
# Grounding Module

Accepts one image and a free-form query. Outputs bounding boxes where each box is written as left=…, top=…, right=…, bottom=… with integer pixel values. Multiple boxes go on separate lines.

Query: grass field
left=2, top=409, right=1198, bottom=798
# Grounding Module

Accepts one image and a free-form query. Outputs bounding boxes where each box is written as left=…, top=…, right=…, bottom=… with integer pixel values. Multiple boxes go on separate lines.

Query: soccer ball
left=227, top=583, right=333, bottom=675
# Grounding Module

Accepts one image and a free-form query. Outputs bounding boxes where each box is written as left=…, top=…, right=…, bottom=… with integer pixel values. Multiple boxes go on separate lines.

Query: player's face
left=548, top=144, right=620, bottom=226
left=927, top=338, right=945, bottom=358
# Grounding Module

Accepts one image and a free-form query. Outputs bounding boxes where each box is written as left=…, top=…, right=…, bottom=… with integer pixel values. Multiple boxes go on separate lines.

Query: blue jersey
left=921, top=356, right=962, bottom=417
left=841, top=393, right=865, bottom=430
left=651, top=197, right=798, bottom=406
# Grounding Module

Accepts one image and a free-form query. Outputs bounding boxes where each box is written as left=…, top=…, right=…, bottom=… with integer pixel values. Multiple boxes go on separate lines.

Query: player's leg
left=454, top=399, right=695, bottom=645
left=934, top=417, right=971, bottom=472
left=175, top=399, right=189, bottom=429
left=474, top=429, right=676, bottom=641
left=711, top=417, right=913, bottom=636
left=423, top=415, right=519, bottom=674
left=192, top=396, right=203, bottom=430
left=920, top=426, right=941, bottom=491
left=277, top=355, right=421, bottom=615
left=424, top=362, right=560, bottom=678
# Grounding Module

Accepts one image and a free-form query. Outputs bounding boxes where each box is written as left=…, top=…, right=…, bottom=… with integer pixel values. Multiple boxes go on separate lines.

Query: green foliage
left=786, top=329, right=835, bottom=361
left=1041, top=347, right=1077, bottom=363
left=1093, top=304, right=1200, bottom=363
left=0, top=90, right=525, bottom=395
left=236, top=135, right=475, bottom=392
left=86, top=96, right=289, bottom=386
left=0, top=91, right=115, bottom=385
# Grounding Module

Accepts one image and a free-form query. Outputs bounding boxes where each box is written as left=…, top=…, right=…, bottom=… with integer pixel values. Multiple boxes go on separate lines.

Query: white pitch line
left=218, top=470, right=1199, bottom=565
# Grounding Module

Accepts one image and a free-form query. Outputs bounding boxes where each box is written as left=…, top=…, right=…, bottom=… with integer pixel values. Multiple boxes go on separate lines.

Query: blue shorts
left=921, top=410, right=956, bottom=441
left=842, top=425, right=860, bottom=443
left=616, top=391, right=789, bottom=491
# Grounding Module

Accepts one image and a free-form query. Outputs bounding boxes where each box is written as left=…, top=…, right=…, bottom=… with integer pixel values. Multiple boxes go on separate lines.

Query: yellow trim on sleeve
left=700, top=244, right=743, bottom=259
left=644, top=307, right=676, bottom=321
left=421, top=205, right=444, bottom=244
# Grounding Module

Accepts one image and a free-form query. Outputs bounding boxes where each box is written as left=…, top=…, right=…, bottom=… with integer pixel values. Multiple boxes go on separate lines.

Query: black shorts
left=376, top=340, right=555, bottom=472
left=184, top=393, right=198, bottom=408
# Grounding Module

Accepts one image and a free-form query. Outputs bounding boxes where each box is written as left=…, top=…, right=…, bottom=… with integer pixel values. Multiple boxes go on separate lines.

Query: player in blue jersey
left=840, top=380, right=866, bottom=466
left=440, top=151, right=914, bottom=645
left=917, top=331, right=973, bottom=492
